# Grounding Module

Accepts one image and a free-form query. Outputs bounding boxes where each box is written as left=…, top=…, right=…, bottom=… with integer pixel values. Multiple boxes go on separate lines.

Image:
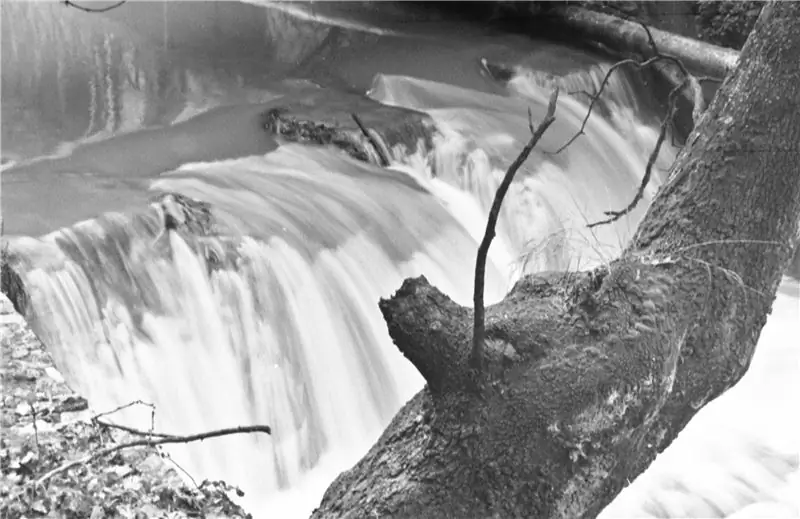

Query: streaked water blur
left=2, top=2, right=797, bottom=518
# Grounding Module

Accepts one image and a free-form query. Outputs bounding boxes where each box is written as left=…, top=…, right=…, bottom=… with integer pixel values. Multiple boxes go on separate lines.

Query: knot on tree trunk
left=379, top=276, right=475, bottom=394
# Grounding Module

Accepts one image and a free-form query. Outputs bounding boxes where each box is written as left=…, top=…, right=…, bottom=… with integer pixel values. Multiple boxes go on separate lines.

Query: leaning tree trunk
left=312, top=3, right=800, bottom=518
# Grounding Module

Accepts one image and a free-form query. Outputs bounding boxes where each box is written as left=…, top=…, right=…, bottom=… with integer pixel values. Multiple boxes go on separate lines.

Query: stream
left=1, top=2, right=797, bottom=517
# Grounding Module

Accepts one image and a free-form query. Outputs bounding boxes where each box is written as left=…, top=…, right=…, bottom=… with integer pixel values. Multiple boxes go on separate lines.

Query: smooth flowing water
left=2, top=2, right=797, bottom=518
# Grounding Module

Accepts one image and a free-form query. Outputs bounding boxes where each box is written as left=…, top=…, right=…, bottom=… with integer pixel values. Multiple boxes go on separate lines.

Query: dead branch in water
left=63, top=1, right=127, bottom=13
left=471, top=89, right=559, bottom=374
left=352, top=113, right=392, bottom=167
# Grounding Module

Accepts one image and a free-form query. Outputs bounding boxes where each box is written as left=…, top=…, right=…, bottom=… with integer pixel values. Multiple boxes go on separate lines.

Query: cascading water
left=2, top=2, right=797, bottom=518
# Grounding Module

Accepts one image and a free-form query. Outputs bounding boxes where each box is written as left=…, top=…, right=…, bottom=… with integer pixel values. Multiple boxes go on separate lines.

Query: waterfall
left=4, top=83, right=668, bottom=515
left=6, top=143, right=520, bottom=514
left=2, top=2, right=797, bottom=518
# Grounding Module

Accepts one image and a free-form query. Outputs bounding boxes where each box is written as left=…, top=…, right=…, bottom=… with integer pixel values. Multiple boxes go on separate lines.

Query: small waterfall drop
left=370, top=73, right=674, bottom=276
left=3, top=3, right=795, bottom=518
left=7, top=143, right=517, bottom=514
left=3, top=10, right=676, bottom=510
left=6, top=88, right=669, bottom=515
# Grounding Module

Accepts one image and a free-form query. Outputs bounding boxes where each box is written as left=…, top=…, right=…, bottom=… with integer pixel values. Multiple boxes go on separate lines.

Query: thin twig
left=30, top=402, right=40, bottom=453
left=94, top=419, right=177, bottom=439
left=33, top=425, right=271, bottom=488
left=351, top=113, right=391, bottom=167
left=588, top=81, right=683, bottom=228
left=551, top=54, right=701, bottom=154
left=92, top=400, right=155, bottom=422
left=63, top=1, right=127, bottom=13
left=471, top=89, right=560, bottom=373
left=160, top=450, right=200, bottom=488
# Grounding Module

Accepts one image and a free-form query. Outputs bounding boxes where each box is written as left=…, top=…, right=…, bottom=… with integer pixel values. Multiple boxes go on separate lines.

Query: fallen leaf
left=30, top=499, right=48, bottom=514
left=135, top=503, right=161, bottom=517
left=106, top=465, right=134, bottom=478
left=20, top=450, right=38, bottom=465
left=90, top=504, right=105, bottom=519
left=122, top=475, right=143, bottom=492
left=44, top=366, right=65, bottom=383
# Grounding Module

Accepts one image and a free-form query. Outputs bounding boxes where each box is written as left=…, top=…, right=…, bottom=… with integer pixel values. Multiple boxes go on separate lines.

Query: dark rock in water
left=55, top=395, right=89, bottom=413
left=479, top=58, right=515, bottom=83
left=157, top=193, right=217, bottom=237
left=262, top=89, right=435, bottom=166
left=264, top=108, right=374, bottom=163
left=1, top=257, right=28, bottom=317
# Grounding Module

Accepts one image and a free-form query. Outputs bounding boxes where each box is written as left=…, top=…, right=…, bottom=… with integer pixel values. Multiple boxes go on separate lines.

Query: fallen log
left=312, top=3, right=800, bottom=517
left=548, top=6, right=739, bottom=79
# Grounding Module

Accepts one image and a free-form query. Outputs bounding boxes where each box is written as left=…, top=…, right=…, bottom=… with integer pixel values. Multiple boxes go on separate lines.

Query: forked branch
left=551, top=54, right=705, bottom=155
left=587, top=81, right=683, bottom=228
left=471, top=89, right=559, bottom=373
left=552, top=14, right=716, bottom=229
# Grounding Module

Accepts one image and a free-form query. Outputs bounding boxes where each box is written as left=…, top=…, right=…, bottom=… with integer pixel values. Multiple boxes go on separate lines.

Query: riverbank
left=0, top=294, right=252, bottom=518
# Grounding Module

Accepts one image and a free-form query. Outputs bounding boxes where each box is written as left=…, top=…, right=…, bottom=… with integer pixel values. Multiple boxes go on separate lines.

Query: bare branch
left=471, top=89, right=559, bottom=373
left=30, top=402, right=40, bottom=453
left=352, top=113, right=391, bottom=167
left=548, top=14, right=716, bottom=230
left=550, top=54, right=689, bottom=154
left=33, top=424, right=271, bottom=488
left=63, top=0, right=127, bottom=13
left=94, top=419, right=177, bottom=439
left=161, top=451, right=200, bottom=489
left=587, top=81, right=684, bottom=229
left=91, top=399, right=155, bottom=422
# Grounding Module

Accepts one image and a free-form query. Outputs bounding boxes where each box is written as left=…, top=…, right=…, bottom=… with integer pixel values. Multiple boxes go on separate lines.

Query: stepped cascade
left=2, top=2, right=797, bottom=517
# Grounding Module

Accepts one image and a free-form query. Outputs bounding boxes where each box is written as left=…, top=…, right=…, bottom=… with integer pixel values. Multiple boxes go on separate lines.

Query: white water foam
left=4, top=4, right=797, bottom=516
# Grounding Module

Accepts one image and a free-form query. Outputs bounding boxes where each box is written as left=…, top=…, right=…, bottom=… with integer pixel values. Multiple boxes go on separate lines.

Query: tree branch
left=95, top=419, right=176, bottom=439
left=352, top=113, right=392, bottom=167
left=471, top=89, right=559, bottom=373
left=548, top=14, right=711, bottom=229
left=550, top=54, right=703, bottom=155
left=63, top=0, right=127, bottom=13
left=33, top=425, right=271, bottom=488
left=587, top=80, right=683, bottom=229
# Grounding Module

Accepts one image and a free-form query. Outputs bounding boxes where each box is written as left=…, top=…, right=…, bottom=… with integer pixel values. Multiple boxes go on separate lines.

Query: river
left=1, top=2, right=797, bottom=518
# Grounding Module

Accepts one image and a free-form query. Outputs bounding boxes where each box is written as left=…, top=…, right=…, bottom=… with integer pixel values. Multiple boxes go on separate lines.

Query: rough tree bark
left=312, top=3, right=800, bottom=518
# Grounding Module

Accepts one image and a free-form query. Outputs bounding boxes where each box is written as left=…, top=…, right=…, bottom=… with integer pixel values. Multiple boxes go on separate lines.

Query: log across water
left=547, top=6, right=739, bottom=80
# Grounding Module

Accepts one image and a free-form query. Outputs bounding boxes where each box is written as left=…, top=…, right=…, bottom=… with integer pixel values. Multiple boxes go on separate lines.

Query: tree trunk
left=312, top=3, right=800, bottom=518
left=549, top=6, right=740, bottom=79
